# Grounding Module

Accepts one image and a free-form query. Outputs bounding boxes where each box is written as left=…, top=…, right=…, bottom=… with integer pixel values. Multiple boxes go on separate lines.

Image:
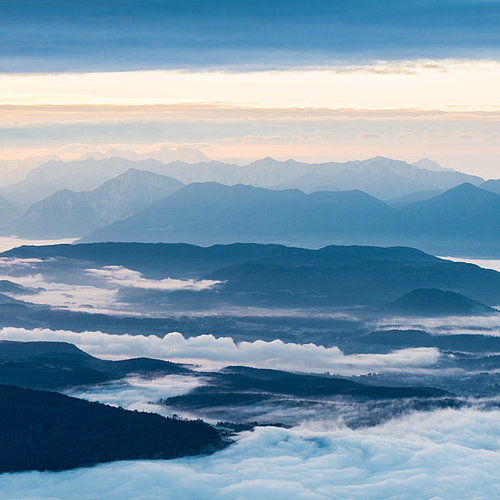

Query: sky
left=1, top=0, right=500, bottom=177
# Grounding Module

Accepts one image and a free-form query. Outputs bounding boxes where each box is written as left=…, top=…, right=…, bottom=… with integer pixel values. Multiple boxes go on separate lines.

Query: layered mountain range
left=1, top=156, right=499, bottom=256
left=8, top=169, right=183, bottom=238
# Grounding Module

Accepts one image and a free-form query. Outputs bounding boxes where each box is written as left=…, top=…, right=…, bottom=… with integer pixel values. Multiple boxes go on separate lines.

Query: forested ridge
left=0, top=384, right=224, bottom=473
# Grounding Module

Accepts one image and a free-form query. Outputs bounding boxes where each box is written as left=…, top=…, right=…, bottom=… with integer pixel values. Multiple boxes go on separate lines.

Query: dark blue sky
left=1, top=0, right=500, bottom=72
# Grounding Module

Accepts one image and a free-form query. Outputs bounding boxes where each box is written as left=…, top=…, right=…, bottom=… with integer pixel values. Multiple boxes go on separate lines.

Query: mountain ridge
left=8, top=169, right=184, bottom=238
left=81, top=181, right=500, bottom=256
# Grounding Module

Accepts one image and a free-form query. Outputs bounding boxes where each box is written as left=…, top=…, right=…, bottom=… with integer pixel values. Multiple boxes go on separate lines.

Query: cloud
left=0, top=407, right=499, bottom=499
left=0, top=259, right=221, bottom=315
left=440, top=256, right=500, bottom=273
left=372, top=314, right=500, bottom=336
left=358, top=132, right=383, bottom=140
left=0, top=328, right=441, bottom=375
left=0, top=271, right=124, bottom=316
left=66, top=375, right=204, bottom=417
left=1, top=1, right=500, bottom=73
left=0, top=257, right=49, bottom=267
left=86, top=266, right=222, bottom=291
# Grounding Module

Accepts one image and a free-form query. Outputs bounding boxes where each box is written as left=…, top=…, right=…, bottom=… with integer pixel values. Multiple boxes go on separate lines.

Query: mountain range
left=82, top=181, right=500, bottom=256
left=0, top=194, right=20, bottom=224
left=1, top=155, right=499, bottom=256
left=7, top=169, right=183, bottom=238
left=5, top=242, right=500, bottom=307
left=0, top=155, right=483, bottom=210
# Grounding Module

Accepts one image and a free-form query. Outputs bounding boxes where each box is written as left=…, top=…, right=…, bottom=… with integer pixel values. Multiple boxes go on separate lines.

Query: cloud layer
left=2, top=1, right=500, bottom=72
left=0, top=328, right=441, bottom=375
left=1, top=408, right=499, bottom=499
left=373, top=313, right=500, bottom=337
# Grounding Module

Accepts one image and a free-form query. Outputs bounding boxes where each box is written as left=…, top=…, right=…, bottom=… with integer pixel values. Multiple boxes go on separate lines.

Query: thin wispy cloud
left=372, top=314, right=500, bottom=337
left=86, top=266, right=222, bottom=291
left=67, top=375, right=204, bottom=417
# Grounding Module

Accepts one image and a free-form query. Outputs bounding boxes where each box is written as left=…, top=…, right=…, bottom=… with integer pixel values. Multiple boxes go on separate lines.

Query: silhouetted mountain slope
left=412, top=158, right=453, bottom=172
left=0, top=194, right=20, bottom=226
left=4, top=242, right=500, bottom=306
left=0, top=279, right=39, bottom=295
left=0, top=157, right=162, bottom=207
left=275, top=156, right=479, bottom=198
left=386, top=189, right=443, bottom=208
left=3, top=241, right=293, bottom=277
left=0, top=300, right=196, bottom=336
left=208, top=365, right=447, bottom=398
left=9, top=169, right=183, bottom=238
left=149, top=156, right=482, bottom=199
left=0, top=341, right=455, bottom=436
left=85, top=168, right=184, bottom=224
left=0, top=384, right=223, bottom=473
left=205, top=253, right=500, bottom=306
left=400, top=183, right=500, bottom=236
left=81, top=181, right=500, bottom=255
left=0, top=155, right=481, bottom=209
left=0, top=292, right=27, bottom=305
left=11, top=189, right=102, bottom=238
left=481, top=178, right=500, bottom=195
left=386, top=288, right=496, bottom=316
left=0, top=340, right=190, bottom=390
left=164, top=365, right=450, bottom=426
left=82, top=182, right=395, bottom=245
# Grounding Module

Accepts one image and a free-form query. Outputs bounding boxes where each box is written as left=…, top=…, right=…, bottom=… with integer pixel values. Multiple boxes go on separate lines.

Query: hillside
left=0, top=340, right=190, bottom=390
left=400, top=183, right=500, bottom=237
left=481, top=178, right=500, bottom=196
left=0, top=384, right=223, bottom=473
left=387, top=288, right=496, bottom=316
left=0, top=194, right=20, bottom=226
left=5, top=242, right=500, bottom=307
left=82, top=182, right=396, bottom=245
left=81, top=182, right=500, bottom=256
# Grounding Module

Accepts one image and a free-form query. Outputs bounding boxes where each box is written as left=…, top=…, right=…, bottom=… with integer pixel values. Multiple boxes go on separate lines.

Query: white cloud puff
left=0, top=327, right=441, bottom=375
left=0, top=408, right=499, bottom=499
left=86, top=266, right=222, bottom=291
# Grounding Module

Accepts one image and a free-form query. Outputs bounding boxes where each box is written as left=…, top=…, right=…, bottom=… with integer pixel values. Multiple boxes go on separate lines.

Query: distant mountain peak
left=247, top=156, right=283, bottom=167
left=441, top=182, right=491, bottom=198
left=412, top=158, right=452, bottom=172
left=389, top=288, right=495, bottom=316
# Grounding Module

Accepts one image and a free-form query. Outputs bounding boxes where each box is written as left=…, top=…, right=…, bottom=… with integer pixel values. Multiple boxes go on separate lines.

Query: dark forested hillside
left=0, top=384, right=223, bottom=473
left=4, top=242, right=500, bottom=306
left=0, top=340, right=190, bottom=390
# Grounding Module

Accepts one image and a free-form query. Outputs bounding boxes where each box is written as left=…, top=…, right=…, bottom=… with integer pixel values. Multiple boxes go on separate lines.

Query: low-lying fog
left=1, top=243, right=500, bottom=496
left=1, top=408, right=499, bottom=499
left=67, top=375, right=205, bottom=418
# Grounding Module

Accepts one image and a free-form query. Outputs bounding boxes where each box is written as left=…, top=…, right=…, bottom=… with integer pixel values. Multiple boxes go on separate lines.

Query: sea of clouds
left=0, top=327, right=441, bottom=375
left=1, top=407, right=499, bottom=499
